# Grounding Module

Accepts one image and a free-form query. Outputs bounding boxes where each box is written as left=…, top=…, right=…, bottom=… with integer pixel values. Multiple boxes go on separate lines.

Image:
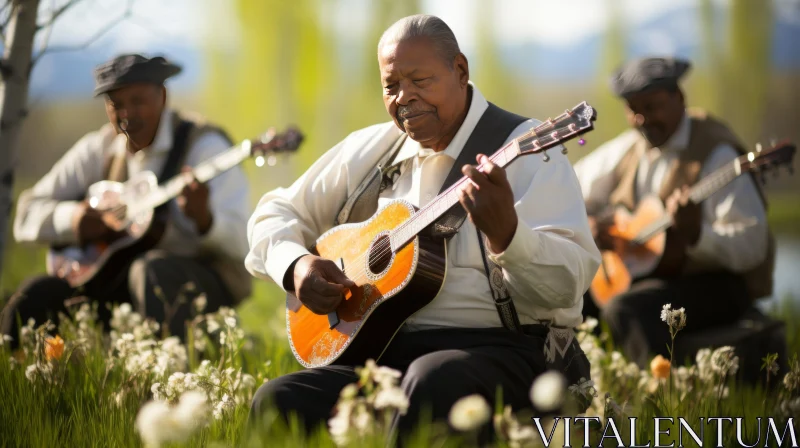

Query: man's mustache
left=397, top=105, right=432, bottom=119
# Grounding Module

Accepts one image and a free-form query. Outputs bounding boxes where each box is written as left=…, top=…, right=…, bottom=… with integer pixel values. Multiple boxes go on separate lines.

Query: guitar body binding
left=286, top=199, right=447, bottom=368
left=590, top=195, right=667, bottom=307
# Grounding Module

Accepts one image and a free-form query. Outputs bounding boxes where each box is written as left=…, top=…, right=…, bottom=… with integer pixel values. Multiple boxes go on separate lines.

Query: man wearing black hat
left=573, top=56, right=774, bottom=367
left=2, top=54, right=252, bottom=344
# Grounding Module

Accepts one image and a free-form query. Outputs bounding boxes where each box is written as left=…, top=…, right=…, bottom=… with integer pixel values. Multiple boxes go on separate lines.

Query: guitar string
left=334, top=127, right=582, bottom=286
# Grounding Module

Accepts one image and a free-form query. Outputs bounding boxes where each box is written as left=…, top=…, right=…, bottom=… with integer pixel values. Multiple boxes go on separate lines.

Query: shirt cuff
left=265, top=241, right=312, bottom=289
left=52, top=201, right=80, bottom=242
left=488, top=217, right=540, bottom=267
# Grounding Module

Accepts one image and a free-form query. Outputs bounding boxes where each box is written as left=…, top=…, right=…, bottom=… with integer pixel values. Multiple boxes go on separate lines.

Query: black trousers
left=249, top=325, right=591, bottom=444
left=583, top=272, right=751, bottom=367
left=1, top=250, right=234, bottom=347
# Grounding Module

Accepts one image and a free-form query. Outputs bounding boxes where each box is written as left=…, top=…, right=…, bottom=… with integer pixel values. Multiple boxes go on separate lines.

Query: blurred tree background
left=3, top=0, right=800, bottom=306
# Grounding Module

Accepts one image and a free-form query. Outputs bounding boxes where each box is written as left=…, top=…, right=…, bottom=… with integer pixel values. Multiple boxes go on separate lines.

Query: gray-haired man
left=246, top=15, right=599, bottom=442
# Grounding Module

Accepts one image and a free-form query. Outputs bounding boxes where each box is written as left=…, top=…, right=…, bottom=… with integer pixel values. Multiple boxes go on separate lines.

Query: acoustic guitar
left=47, top=127, right=304, bottom=293
left=589, top=140, right=796, bottom=307
left=285, top=102, right=597, bottom=368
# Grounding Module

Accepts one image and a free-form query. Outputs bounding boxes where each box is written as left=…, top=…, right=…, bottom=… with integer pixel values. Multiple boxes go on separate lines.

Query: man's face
left=624, top=88, right=685, bottom=147
left=104, top=83, right=166, bottom=151
left=379, top=37, right=469, bottom=150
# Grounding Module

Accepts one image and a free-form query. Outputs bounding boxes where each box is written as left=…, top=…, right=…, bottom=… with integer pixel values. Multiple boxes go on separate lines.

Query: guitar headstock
left=244, top=126, right=305, bottom=167
left=739, top=140, right=796, bottom=183
left=517, top=101, right=597, bottom=160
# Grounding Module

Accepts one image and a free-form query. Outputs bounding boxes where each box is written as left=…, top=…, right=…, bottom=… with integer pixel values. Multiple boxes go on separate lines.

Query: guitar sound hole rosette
left=365, top=232, right=394, bottom=280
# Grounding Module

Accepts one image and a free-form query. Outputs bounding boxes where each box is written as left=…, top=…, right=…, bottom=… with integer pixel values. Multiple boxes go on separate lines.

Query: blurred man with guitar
left=246, top=15, right=600, bottom=442
left=2, top=54, right=252, bottom=344
left=573, top=57, right=778, bottom=368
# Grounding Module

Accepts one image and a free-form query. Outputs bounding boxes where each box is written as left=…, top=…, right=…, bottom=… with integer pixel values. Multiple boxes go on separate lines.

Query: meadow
left=0, top=281, right=798, bottom=447
left=0, top=193, right=799, bottom=448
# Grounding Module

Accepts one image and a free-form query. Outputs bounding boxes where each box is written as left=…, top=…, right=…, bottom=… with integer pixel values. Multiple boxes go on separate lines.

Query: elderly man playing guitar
left=245, top=14, right=600, bottom=442
left=574, top=57, right=778, bottom=368
left=2, top=54, right=253, bottom=345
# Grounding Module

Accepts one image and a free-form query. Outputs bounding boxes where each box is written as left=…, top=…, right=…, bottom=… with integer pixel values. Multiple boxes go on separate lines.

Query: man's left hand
left=665, top=186, right=702, bottom=246
left=177, top=166, right=213, bottom=235
left=458, top=154, right=517, bottom=253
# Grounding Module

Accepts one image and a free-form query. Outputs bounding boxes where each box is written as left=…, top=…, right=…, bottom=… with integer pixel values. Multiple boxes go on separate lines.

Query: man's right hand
left=71, top=202, right=115, bottom=244
left=588, top=215, right=616, bottom=251
left=292, top=255, right=357, bottom=315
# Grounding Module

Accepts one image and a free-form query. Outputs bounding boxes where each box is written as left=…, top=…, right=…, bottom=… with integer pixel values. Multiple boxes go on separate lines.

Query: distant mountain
left=496, top=4, right=800, bottom=81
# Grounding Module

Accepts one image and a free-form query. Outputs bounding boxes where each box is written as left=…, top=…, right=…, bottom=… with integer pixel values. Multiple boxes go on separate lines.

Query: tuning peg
left=562, top=146, right=568, bottom=155
left=255, top=155, right=265, bottom=167
left=756, top=142, right=763, bottom=153
left=543, top=151, right=550, bottom=162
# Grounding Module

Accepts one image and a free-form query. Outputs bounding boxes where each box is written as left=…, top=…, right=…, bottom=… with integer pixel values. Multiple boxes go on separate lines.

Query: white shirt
left=14, top=108, right=251, bottom=264
left=572, top=113, right=769, bottom=273
left=245, top=84, right=601, bottom=329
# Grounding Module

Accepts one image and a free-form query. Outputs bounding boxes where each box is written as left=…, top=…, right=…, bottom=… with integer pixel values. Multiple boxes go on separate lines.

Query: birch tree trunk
left=0, top=0, right=41, bottom=283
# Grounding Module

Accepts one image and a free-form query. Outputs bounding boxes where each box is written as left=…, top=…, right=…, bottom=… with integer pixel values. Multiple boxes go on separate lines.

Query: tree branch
left=31, top=0, right=135, bottom=66
left=36, top=0, right=84, bottom=31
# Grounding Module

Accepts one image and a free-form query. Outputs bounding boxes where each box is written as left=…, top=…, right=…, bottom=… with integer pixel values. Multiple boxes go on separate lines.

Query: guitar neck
left=128, top=143, right=251, bottom=216
left=388, top=129, right=562, bottom=251
left=633, top=158, right=740, bottom=244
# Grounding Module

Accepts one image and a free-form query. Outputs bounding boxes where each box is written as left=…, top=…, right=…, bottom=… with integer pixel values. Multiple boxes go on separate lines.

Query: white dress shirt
left=572, top=113, right=769, bottom=273
left=245, top=84, right=601, bottom=329
left=14, top=108, right=251, bottom=265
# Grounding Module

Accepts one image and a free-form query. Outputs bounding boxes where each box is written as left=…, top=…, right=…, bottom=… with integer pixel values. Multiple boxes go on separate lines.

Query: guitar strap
left=154, top=118, right=195, bottom=217
left=432, top=102, right=528, bottom=334
left=340, top=101, right=528, bottom=334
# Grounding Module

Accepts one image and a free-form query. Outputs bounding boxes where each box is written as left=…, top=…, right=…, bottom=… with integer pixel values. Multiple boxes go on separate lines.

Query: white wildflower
left=135, top=391, right=209, bottom=448
left=577, top=317, right=598, bottom=334
left=212, top=394, right=234, bottom=420
left=448, top=394, right=491, bottom=432
left=193, top=295, right=207, bottom=314
left=9, top=356, right=18, bottom=370
left=224, top=316, right=237, bottom=328
left=0, top=334, right=12, bottom=347
left=568, top=377, right=598, bottom=401
left=25, top=362, right=52, bottom=383
left=530, top=371, right=567, bottom=413
left=710, top=346, right=739, bottom=377
left=660, top=304, right=687, bottom=333
left=352, top=404, right=375, bottom=434
left=329, top=401, right=355, bottom=447
left=784, top=371, right=799, bottom=392
left=373, top=386, right=409, bottom=414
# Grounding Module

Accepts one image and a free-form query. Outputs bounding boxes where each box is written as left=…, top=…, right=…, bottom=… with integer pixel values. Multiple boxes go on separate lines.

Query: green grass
left=0, top=286, right=797, bottom=448
left=0, top=192, right=797, bottom=447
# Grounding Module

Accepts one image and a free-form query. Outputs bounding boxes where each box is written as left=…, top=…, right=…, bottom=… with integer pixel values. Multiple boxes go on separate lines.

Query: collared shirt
left=14, top=108, right=251, bottom=264
left=572, top=112, right=769, bottom=273
left=245, top=84, right=601, bottom=329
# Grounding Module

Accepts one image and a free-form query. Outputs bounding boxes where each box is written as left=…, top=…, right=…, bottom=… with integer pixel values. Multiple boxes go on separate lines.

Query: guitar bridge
left=328, top=311, right=340, bottom=330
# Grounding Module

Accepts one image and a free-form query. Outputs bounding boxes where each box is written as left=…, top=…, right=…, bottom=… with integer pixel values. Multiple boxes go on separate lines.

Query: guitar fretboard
left=127, top=143, right=252, bottom=217
left=632, top=158, right=740, bottom=244
left=388, top=120, right=572, bottom=251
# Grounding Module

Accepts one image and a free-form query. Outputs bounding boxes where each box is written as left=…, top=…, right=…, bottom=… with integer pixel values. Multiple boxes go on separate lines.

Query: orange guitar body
left=286, top=200, right=446, bottom=368
left=589, top=196, right=667, bottom=308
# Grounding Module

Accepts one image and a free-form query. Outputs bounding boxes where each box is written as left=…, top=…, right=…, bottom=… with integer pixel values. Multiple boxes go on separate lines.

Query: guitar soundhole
left=367, top=234, right=393, bottom=275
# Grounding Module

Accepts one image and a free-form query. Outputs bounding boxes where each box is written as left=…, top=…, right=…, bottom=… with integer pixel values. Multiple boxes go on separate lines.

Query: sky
left=20, top=0, right=800, bottom=100
left=36, top=0, right=735, bottom=55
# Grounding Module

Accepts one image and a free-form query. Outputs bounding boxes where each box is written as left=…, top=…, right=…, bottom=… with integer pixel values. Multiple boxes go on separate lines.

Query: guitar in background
left=589, top=140, right=796, bottom=307
left=47, top=127, right=304, bottom=294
